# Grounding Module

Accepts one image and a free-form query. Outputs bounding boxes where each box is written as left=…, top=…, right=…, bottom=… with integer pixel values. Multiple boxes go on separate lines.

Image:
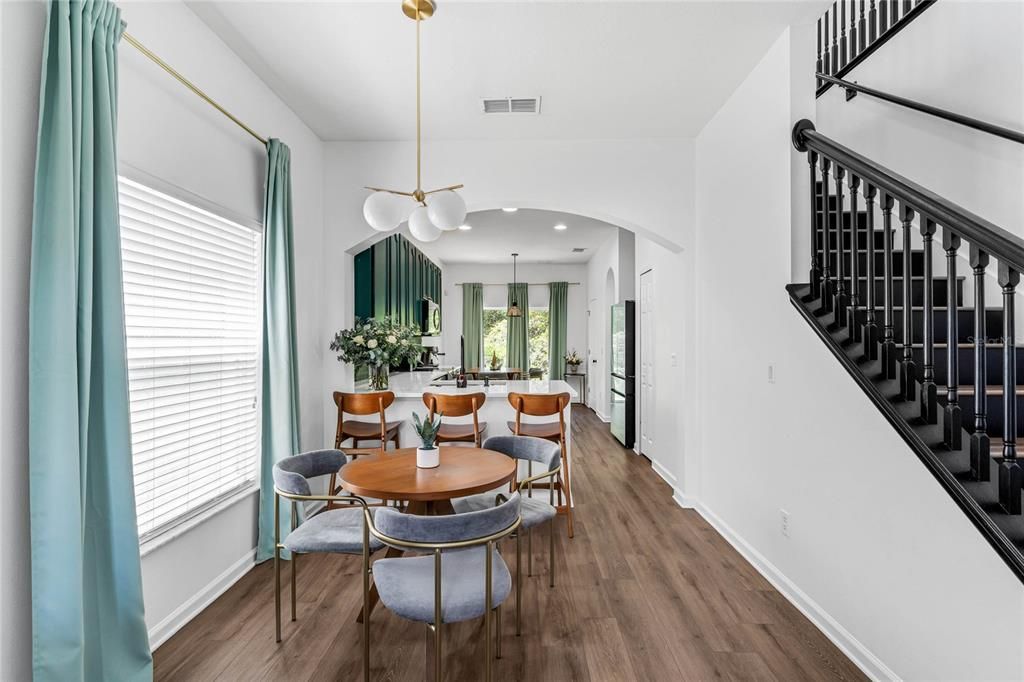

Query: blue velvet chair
left=365, top=492, right=522, bottom=682
left=272, top=449, right=383, bottom=680
left=452, top=435, right=562, bottom=634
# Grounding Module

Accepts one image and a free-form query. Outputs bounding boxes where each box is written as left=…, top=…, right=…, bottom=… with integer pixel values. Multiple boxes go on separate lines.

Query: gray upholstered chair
left=365, top=492, right=521, bottom=682
left=452, top=435, right=562, bottom=633
left=272, top=449, right=383, bottom=680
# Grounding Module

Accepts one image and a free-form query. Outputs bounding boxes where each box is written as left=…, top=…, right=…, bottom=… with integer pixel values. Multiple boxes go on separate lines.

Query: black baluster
left=863, top=184, right=879, bottom=360
left=879, top=0, right=889, bottom=33
left=920, top=217, right=937, bottom=422
left=902, top=0, right=911, bottom=16
left=999, top=264, right=1022, bottom=514
left=880, top=193, right=898, bottom=379
left=809, top=150, right=821, bottom=298
left=899, top=202, right=917, bottom=401
left=816, top=18, right=823, bottom=90
left=970, top=247, right=991, bottom=480
left=821, top=157, right=834, bottom=312
left=823, top=12, right=832, bottom=77
left=831, top=3, right=839, bottom=74
left=839, top=0, right=848, bottom=70
left=847, top=175, right=861, bottom=341
left=858, top=0, right=867, bottom=53
left=943, top=229, right=962, bottom=449
left=833, top=165, right=848, bottom=322
left=849, top=0, right=858, bottom=62
left=869, top=0, right=878, bottom=42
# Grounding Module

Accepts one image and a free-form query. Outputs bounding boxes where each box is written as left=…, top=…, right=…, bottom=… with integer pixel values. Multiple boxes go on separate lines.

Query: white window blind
left=118, top=176, right=262, bottom=541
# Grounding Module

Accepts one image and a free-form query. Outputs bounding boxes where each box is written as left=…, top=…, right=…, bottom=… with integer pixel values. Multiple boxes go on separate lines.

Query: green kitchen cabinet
left=353, top=233, right=442, bottom=331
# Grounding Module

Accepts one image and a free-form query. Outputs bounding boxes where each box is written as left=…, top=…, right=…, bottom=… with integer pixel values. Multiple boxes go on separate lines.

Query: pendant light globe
left=426, top=190, right=467, bottom=231
left=409, top=205, right=441, bottom=242
left=363, top=191, right=408, bottom=232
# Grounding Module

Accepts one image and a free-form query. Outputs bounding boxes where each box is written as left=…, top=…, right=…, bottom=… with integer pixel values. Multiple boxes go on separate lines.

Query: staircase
left=789, top=120, right=1024, bottom=582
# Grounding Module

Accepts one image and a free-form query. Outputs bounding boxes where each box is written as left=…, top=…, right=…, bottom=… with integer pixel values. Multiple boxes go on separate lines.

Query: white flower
left=353, top=335, right=365, bottom=346
left=386, top=335, right=397, bottom=345
left=367, top=339, right=378, bottom=349
left=400, top=339, right=408, bottom=345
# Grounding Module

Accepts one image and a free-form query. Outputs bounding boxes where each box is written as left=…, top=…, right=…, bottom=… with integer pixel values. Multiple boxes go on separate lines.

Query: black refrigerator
left=610, top=300, right=635, bottom=448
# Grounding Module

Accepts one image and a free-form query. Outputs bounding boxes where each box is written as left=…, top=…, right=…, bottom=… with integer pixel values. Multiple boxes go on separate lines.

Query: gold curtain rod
left=121, top=32, right=269, bottom=146
left=454, top=282, right=582, bottom=286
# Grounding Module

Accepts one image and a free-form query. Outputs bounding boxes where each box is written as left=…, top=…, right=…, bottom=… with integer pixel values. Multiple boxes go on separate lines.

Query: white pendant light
left=409, top=205, right=441, bottom=242
left=363, top=191, right=408, bottom=232
left=427, top=190, right=466, bottom=231
left=360, top=0, right=465, bottom=244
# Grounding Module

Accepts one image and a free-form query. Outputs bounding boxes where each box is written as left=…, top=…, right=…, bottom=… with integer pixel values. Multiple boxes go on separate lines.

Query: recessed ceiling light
left=502, top=207, right=518, bottom=213
left=458, top=224, right=472, bottom=231
left=553, top=223, right=568, bottom=231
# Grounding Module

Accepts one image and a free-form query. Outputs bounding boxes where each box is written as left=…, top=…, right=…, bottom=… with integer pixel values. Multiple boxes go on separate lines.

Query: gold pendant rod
left=415, top=10, right=422, bottom=193
left=122, top=32, right=268, bottom=146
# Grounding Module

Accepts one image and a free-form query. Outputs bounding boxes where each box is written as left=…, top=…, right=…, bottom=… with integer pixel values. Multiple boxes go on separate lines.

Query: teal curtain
left=461, top=283, right=483, bottom=370
left=28, top=2, right=152, bottom=680
left=548, top=282, right=568, bottom=379
left=506, top=283, right=530, bottom=373
left=256, top=140, right=301, bottom=563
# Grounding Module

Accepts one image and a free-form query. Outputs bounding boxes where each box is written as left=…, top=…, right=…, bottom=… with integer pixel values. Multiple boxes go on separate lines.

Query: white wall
left=0, top=1, right=326, bottom=666
left=684, top=24, right=1024, bottom=680
left=585, top=232, right=619, bottom=418
left=440, top=262, right=588, bottom=373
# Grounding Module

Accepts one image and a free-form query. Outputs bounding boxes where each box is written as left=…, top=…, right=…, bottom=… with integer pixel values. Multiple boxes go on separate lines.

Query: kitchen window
left=118, top=176, right=263, bottom=542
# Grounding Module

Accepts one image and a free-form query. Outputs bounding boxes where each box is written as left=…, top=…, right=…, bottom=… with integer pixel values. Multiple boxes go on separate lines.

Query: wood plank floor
left=154, top=406, right=867, bottom=681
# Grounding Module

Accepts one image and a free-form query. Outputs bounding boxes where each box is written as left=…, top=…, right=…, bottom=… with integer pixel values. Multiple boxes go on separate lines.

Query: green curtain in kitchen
left=548, top=282, right=568, bottom=379
left=27, top=1, right=152, bottom=680
left=461, top=283, right=483, bottom=370
left=506, top=283, right=530, bottom=373
left=256, top=139, right=302, bottom=563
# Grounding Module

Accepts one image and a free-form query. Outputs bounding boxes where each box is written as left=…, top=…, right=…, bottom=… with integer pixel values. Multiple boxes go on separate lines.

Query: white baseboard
left=692, top=502, right=897, bottom=682
left=594, top=410, right=610, bottom=422
left=148, top=548, right=257, bottom=651
left=650, top=457, right=677, bottom=486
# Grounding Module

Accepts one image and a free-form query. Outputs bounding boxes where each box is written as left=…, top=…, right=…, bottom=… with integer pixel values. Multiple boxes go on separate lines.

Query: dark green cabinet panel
left=352, top=233, right=441, bottom=332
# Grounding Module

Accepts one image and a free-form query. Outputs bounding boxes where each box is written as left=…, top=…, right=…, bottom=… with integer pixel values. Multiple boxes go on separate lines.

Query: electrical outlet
left=768, top=364, right=776, bottom=384
left=780, top=509, right=790, bottom=537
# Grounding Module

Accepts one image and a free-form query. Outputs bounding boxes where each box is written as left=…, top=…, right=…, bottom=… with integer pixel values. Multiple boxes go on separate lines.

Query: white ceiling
left=187, top=1, right=823, bottom=141
left=428, top=209, right=617, bottom=264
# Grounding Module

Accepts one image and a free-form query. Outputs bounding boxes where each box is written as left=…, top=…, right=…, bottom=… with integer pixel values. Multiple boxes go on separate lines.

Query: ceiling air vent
left=481, top=96, right=541, bottom=114
left=571, top=247, right=586, bottom=253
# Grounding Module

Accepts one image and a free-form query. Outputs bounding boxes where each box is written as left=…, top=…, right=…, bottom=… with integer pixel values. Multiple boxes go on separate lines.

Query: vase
left=368, top=364, right=390, bottom=391
left=417, top=446, right=439, bottom=469
left=566, top=362, right=581, bottom=373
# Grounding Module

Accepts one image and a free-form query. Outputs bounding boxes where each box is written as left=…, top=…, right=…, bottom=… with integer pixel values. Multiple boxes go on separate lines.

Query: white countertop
left=356, top=369, right=578, bottom=401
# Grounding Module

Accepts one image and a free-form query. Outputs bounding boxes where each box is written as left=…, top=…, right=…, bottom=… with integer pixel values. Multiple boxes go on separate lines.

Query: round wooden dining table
left=339, top=446, right=517, bottom=515
left=338, top=446, right=517, bottom=622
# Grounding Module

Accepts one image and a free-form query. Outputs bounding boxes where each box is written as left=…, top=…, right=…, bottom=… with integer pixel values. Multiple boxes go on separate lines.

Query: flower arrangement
left=564, top=349, right=583, bottom=368
left=330, top=317, right=424, bottom=390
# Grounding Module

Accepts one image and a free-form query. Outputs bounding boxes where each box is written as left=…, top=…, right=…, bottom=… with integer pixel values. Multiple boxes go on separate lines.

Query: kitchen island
left=352, top=369, right=578, bottom=501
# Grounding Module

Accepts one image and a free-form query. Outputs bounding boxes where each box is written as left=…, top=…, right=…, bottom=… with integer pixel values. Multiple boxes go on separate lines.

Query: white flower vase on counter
left=417, top=446, right=440, bottom=469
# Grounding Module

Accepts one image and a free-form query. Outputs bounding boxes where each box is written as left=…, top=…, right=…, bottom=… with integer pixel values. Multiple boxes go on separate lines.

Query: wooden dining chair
left=331, top=391, right=401, bottom=508
left=506, top=392, right=574, bottom=538
left=423, top=392, right=488, bottom=447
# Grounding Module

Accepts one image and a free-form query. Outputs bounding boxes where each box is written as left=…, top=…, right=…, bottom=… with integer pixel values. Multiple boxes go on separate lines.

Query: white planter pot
left=417, top=447, right=440, bottom=469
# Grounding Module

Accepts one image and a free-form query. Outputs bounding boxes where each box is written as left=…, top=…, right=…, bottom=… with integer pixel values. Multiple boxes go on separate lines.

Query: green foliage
left=481, top=307, right=550, bottom=377
left=411, top=411, right=443, bottom=449
left=330, top=317, right=424, bottom=369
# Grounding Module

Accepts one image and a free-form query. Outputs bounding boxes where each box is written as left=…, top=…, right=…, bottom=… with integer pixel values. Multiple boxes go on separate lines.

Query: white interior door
left=640, top=270, right=654, bottom=456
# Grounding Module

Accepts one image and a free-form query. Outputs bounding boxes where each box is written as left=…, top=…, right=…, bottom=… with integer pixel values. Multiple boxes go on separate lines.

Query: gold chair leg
left=291, top=551, right=298, bottom=621
left=550, top=519, right=556, bottom=588
left=515, top=532, right=522, bottom=636
left=484, top=542, right=493, bottom=682
left=274, top=495, right=281, bottom=643
left=363, top=524, right=371, bottom=682
left=434, top=549, right=443, bottom=682
left=495, top=605, right=502, bottom=659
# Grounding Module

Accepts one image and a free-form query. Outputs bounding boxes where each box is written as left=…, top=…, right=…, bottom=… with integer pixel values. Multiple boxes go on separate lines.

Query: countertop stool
left=506, top=391, right=574, bottom=538
left=331, top=390, right=401, bottom=508
left=423, top=391, right=488, bottom=447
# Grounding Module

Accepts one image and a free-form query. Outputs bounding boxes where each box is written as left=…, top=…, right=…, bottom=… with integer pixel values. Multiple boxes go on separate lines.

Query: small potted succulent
left=564, top=349, right=583, bottom=373
left=411, top=411, right=443, bottom=468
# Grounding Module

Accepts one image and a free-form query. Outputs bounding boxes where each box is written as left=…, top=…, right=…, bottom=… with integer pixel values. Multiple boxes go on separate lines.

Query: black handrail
left=817, top=73, right=1024, bottom=145
left=792, top=119, right=1024, bottom=274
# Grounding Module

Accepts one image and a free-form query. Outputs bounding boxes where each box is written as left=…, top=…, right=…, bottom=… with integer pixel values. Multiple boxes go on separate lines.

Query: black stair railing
left=815, top=0, right=936, bottom=97
left=791, top=119, right=1024, bottom=581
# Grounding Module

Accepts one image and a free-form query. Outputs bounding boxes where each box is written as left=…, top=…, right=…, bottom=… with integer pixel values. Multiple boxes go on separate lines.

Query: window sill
left=139, top=484, right=260, bottom=558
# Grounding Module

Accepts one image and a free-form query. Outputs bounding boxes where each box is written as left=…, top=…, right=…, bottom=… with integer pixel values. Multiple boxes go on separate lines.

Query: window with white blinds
left=118, top=176, right=263, bottom=542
